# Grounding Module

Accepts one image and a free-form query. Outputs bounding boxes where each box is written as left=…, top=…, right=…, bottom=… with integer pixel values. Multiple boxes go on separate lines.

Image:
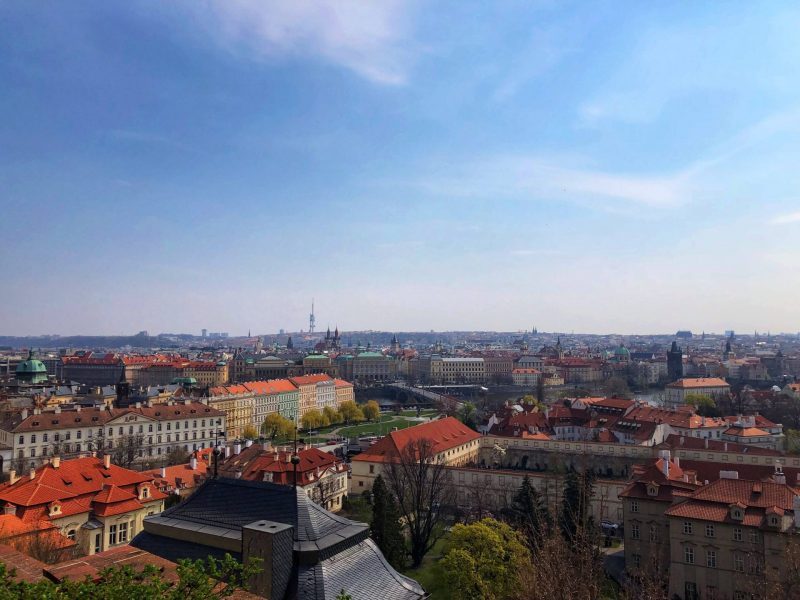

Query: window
left=632, top=554, right=641, bottom=569
left=631, top=524, right=640, bottom=540
left=43, top=433, right=48, bottom=443
left=733, top=527, right=742, bottom=541
left=77, top=431, right=82, bottom=439
left=649, top=524, right=658, bottom=543
left=684, top=546, right=695, bottom=564
left=54, top=433, right=60, bottom=442
left=683, top=521, right=693, bottom=534
left=148, top=424, right=153, bottom=433
left=685, top=582, right=698, bottom=600
left=119, top=522, right=128, bottom=543
left=631, top=500, right=639, bottom=513
left=31, top=434, right=36, bottom=443
left=749, top=530, right=759, bottom=543
left=118, top=427, right=123, bottom=435
left=94, top=533, right=101, bottom=554
left=706, top=586, right=718, bottom=600
left=706, top=550, right=717, bottom=568
left=67, top=529, right=76, bottom=541
left=175, top=422, right=180, bottom=430
left=109, top=524, right=117, bottom=545
left=369, top=465, right=375, bottom=474
left=30, top=448, right=36, bottom=457
left=18, top=435, right=24, bottom=444
left=705, top=524, right=715, bottom=538
left=733, top=554, right=744, bottom=572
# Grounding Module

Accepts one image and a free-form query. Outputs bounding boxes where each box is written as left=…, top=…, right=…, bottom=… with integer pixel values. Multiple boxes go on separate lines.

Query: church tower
left=667, top=341, right=683, bottom=382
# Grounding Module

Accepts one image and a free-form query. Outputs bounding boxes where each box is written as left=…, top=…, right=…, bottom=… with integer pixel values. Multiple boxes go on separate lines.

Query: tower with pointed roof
left=667, top=341, right=683, bottom=382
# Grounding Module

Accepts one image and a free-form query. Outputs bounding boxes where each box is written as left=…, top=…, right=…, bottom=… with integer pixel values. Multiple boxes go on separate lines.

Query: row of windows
left=16, top=419, right=219, bottom=445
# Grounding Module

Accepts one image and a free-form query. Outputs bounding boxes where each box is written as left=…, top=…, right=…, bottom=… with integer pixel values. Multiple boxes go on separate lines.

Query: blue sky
left=2, top=1, right=800, bottom=336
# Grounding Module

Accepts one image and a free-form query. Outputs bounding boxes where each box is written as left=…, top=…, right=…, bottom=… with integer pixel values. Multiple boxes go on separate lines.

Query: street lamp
left=212, top=420, right=226, bottom=478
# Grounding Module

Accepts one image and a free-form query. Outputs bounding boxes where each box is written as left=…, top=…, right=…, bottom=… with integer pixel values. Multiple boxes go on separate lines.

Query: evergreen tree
left=507, top=475, right=550, bottom=548
left=369, top=475, right=406, bottom=568
left=559, top=470, right=595, bottom=541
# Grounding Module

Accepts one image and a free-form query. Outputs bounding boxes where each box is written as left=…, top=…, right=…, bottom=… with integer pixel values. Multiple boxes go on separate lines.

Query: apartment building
left=0, top=401, right=226, bottom=472
left=665, top=477, right=800, bottom=599
left=428, top=356, right=486, bottom=384
left=665, top=377, right=731, bottom=408
left=0, top=455, right=166, bottom=557
left=350, top=417, right=481, bottom=493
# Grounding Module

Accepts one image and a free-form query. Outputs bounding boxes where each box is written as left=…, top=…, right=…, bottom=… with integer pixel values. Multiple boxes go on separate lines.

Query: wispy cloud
left=770, top=211, right=800, bottom=225
left=196, top=0, right=417, bottom=85
left=411, top=155, right=692, bottom=209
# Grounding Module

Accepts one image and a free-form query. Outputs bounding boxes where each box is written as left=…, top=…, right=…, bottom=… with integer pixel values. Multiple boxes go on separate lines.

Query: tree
left=301, top=409, right=325, bottom=431
left=559, top=470, right=595, bottom=542
left=505, top=475, right=550, bottom=549
left=517, top=529, right=606, bottom=600
left=440, top=518, right=530, bottom=600
left=165, top=447, right=190, bottom=466
left=322, top=406, right=343, bottom=426
left=369, top=475, right=406, bottom=569
left=110, top=434, right=146, bottom=470
left=335, top=591, right=352, bottom=600
left=604, top=376, right=631, bottom=398
left=384, top=437, right=454, bottom=567
left=684, top=393, right=721, bottom=417
left=362, top=400, right=380, bottom=422
left=241, top=425, right=259, bottom=440
left=536, top=375, right=546, bottom=405
left=261, top=413, right=295, bottom=441
left=458, top=402, right=478, bottom=430
left=339, top=401, right=364, bottom=425
left=0, top=553, right=261, bottom=599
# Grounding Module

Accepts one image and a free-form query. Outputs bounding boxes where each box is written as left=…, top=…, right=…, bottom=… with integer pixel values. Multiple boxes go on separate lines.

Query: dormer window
left=48, top=502, right=62, bottom=517
left=769, top=515, right=779, bottom=527
left=647, top=483, right=659, bottom=497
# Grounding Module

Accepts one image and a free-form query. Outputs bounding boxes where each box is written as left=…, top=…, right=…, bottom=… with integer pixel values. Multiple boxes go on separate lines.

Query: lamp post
left=212, top=420, right=226, bottom=479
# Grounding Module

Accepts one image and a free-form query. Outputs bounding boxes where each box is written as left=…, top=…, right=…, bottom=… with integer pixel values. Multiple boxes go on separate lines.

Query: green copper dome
left=16, top=351, right=48, bottom=384
left=171, top=377, right=198, bottom=386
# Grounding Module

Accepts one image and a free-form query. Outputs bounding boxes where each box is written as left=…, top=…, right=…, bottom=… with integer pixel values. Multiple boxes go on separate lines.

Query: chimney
left=680, top=436, right=685, bottom=446
left=29, top=467, right=36, bottom=481
left=794, top=496, right=800, bottom=529
left=659, top=450, right=671, bottom=479
left=242, top=520, right=294, bottom=600
left=52, top=456, right=61, bottom=469
left=234, top=442, right=242, bottom=455
left=103, top=454, right=111, bottom=469
left=3, top=503, right=15, bottom=516
left=674, top=456, right=680, bottom=468
left=285, top=453, right=292, bottom=464
left=190, top=456, right=198, bottom=470
left=160, top=466, right=167, bottom=478
left=8, top=470, right=18, bottom=485
left=225, top=446, right=230, bottom=458
left=245, top=439, right=253, bottom=448
left=235, top=469, right=242, bottom=479
left=704, top=438, right=709, bottom=449
left=135, top=402, right=141, bottom=409
left=54, top=406, right=61, bottom=414
left=21, top=409, right=28, bottom=420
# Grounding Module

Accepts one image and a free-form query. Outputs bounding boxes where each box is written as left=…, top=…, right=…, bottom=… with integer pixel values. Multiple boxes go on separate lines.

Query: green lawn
left=402, top=535, right=451, bottom=600
left=337, top=417, right=422, bottom=439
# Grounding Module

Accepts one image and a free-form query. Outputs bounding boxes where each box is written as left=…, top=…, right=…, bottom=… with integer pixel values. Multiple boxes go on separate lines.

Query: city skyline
left=3, top=2, right=800, bottom=335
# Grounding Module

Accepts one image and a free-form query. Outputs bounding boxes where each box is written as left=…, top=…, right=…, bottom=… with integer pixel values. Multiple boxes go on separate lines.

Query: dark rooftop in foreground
left=132, top=477, right=426, bottom=600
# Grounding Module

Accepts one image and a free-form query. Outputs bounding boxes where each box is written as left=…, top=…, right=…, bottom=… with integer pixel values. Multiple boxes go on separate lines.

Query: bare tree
left=383, top=437, right=455, bottom=567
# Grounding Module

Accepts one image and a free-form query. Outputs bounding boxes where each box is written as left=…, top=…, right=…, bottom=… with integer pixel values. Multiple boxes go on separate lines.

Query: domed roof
left=614, top=344, right=630, bottom=356
left=16, top=351, right=47, bottom=374
left=171, top=377, right=198, bottom=386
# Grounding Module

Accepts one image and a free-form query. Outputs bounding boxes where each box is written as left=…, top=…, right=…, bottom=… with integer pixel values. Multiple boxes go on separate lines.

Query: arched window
left=67, top=529, right=76, bottom=541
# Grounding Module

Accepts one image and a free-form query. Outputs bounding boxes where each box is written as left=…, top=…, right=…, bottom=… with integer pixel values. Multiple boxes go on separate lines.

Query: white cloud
left=770, top=211, right=800, bottom=225
left=197, top=0, right=417, bottom=85
left=413, top=155, right=692, bottom=209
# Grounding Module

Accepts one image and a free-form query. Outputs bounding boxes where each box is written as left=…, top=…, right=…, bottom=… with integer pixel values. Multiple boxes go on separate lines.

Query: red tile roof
left=220, top=445, right=343, bottom=486
left=352, top=417, right=480, bottom=463
left=666, top=377, right=729, bottom=389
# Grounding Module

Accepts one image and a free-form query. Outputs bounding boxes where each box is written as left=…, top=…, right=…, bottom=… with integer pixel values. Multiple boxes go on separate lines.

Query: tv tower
left=309, top=299, right=316, bottom=334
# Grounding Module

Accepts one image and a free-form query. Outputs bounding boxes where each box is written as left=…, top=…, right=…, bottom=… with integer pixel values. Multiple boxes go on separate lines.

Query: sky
left=2, top=1, right=800, bottom=336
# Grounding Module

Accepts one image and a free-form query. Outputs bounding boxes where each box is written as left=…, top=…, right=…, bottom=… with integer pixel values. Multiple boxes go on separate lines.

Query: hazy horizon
left=3, top=2, right=800, bottom=336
